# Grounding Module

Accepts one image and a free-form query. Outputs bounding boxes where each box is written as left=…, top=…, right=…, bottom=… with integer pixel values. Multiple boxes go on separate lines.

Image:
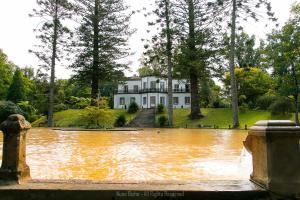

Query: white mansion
left=114, top=76, right=191, bottom=109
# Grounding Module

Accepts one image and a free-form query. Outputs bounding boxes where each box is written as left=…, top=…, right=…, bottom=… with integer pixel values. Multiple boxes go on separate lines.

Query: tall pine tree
left=70, top=0, right=132, bottom=106
left=212, top=0, right=276, bottom=128
left=30, top=0, right=73, bottom=127
left=7, top=68, right=26, bottom=103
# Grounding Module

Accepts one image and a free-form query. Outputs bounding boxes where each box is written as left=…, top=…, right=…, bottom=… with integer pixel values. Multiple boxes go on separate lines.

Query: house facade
left=114, top=76, right=191, bottom=109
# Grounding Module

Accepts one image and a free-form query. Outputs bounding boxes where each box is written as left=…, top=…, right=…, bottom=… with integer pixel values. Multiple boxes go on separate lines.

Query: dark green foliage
left=157, top=104, right=164, bottom=113
left=128, top=102, right=139, bottom=114
left=17, top=101, right=39, bottom=122
left=0, top=101, right=24, bottom=123
left=70, top=0, right=131, bottom=105
left=114, top=115, right=126, bottom=127
left=239, top=103, right=248, bottom=114
left=54, top=103, right=68, bottom=112
left=158, top=115, right=168, bottom=127
left=6, top=69, right=26, bottom=103
left=67, top=96, right=90, bottom=109
left=0, top=49, right=15, bottom=100
left=256, top=95, right=278, bottom=110
left=269, top=98, right=293, bottom=116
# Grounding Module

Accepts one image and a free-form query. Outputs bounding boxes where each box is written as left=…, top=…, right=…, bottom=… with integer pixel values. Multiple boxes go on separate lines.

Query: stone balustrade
left=246, top=120, right=300, bottom=197
left=0, top=114, right=31, bottom=183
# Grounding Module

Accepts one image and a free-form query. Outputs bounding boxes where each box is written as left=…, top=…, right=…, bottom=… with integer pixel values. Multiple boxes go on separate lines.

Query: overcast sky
left=0, top=0, right=298, bottom=79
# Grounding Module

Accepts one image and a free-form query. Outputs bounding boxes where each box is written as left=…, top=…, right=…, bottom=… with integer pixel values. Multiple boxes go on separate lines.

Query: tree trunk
left=47, top=0, right=58, bottom=127
left=164, top=0, right=173, bottom=127
left=229, top=0, right=239, bottom=128
left=90, top=0, right=100, bottom=106
left=294, top=94, right=299, bottom=126
left=291, top=63, right=299, bottom=126
left=190, top=69, right=201, bottom=119
left=187, top=0, right=202, bottom=119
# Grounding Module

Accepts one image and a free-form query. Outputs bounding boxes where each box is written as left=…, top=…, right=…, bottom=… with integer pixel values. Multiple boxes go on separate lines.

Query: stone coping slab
left=0, top=179, right=265, bottom=192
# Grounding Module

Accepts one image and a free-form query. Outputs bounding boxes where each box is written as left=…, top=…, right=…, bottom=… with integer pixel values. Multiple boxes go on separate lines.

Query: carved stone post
left=0, top=114, right=31, bottom=183
left=247, top=120, right=300, bottom=197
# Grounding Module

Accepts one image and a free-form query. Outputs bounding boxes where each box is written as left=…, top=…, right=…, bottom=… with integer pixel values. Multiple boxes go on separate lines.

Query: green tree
left=70, top=0, right=131, bottom=106
left=224, top=67, right=275, bottom=106
left=265, top=3, right=300, bottom=125
left=0, top=49, right=15, bottom=100
left=7, top=68, right=26, bottom=103
left=173, top=0, right=216, bottom=119
left=223, top=32, right=261, bottom=68
left=213, top=0, right=276, bottom=128
left=30, top=0, right=73, bottom=127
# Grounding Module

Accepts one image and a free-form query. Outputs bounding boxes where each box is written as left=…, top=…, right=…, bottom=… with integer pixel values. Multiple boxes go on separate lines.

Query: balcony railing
left=116, top=88, right=190, bottom=94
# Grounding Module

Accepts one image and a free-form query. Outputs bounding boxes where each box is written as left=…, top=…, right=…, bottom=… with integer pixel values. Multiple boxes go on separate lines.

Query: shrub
left=18, top=101, right=39, bottom=122
left=268, top=98, right=293, bottom=116
left=97, top=97, right=109, bottom=109
left=239, top=103, right=248, bottom=114
left=128, top=102, right=139, bottom=113
left=54, top=103, right=68, bottom=112
left=68, top=96, right=90, bottom=109
left=158, top=115, right=168, bottom=127
left=0, top=101, right=24, bottom=123
left=157, top=104, right=164, bottom=113
left=80, top=106, right=106, bottom=128
left=114, top=114, right=126, bottom=127
left=256, top=95, right=278, bottom=110
left=212, top=99, right=231, bottom=108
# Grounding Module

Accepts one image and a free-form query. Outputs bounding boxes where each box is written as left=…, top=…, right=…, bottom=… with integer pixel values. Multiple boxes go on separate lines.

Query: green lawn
left=32, top=109, right=137, bottom=128
left=157, top=108, right=294, bottom=128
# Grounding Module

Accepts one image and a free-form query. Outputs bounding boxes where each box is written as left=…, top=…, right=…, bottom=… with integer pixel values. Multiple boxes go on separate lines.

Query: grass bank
left=32, top=109, right=137, bottom=128
left=156, top=108, right=294, bottom=128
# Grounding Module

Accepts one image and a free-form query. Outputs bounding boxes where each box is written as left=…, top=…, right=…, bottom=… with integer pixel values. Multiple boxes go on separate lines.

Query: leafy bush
left=68, top=96, right=90, bottom=109
left=268, top=98, right=293, bottom=116
left=54, top=103, right=68, bottom=112
left=18, top=101, right=39, bottom=122
left=158, top=115, right=168, bottom=127
left=80, top=106, right=107, bottom=128
left=128, top=102, right=139, bottom=113
left=212, top=100, right=229, bottom=108
left=256, top=95, right=278, bottom=110
left=157, top=103, right=164, bottom=113
left=0, top=101, right=24, bottom=123
left=239, top=103, right=248, bottom=114
left=97, top=97, right=109, bottom=109
left=114, top=114, right=126, bottom=127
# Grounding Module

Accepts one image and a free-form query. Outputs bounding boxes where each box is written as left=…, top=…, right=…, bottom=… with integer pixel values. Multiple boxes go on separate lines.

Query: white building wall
left=114, top=76, right=191, bottom=109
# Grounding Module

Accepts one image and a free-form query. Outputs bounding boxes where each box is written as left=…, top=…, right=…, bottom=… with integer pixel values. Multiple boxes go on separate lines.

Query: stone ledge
left=0, top=180, right=270, bottom=200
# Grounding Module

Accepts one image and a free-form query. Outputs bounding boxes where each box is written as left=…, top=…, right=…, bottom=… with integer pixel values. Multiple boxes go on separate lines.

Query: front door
left=150, top=96, right=156, bottom=108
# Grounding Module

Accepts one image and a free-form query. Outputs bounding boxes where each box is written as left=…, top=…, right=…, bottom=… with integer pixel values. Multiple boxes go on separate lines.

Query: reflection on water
left=0, top=128, right=252, bottom=181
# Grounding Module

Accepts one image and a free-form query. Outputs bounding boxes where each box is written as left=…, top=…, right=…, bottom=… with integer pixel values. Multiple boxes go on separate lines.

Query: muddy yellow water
left=0, top=128, right=252, bottom=181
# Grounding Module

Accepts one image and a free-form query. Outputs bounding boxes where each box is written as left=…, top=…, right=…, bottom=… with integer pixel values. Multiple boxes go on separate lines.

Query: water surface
left=0, top=128, right=252, bottom=181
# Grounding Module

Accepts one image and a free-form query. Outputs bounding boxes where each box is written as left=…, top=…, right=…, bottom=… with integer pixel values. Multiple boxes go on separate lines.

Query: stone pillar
left=246, top=120, right=300, bottom=196
left=0, top=114, right=31, bottom=183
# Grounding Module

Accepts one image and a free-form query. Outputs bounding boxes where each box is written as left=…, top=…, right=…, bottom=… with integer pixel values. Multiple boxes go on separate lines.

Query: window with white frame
left=160, top=82, right=165, bottom=91
left=174, top=84, right=179, bottom=92
left=185, top=97, right=190, bottom=105
left=120, top=97, right=125, bottom=105
left=143, top=82, right=147, bottom=89
left=150, top=96, right=156, bottom=105
left=133, top=85, right=139, bottom=93
left=124, top=85, right=128, bottom=93
left=130, top=97, right=136, bottom=103
left=150, top=81, right=156, bottom=89
left=173, top=97, right=179, bottom=105
left=143, top=97, right=147, bottom=105
left=160, top=96, right=165, bottom=105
